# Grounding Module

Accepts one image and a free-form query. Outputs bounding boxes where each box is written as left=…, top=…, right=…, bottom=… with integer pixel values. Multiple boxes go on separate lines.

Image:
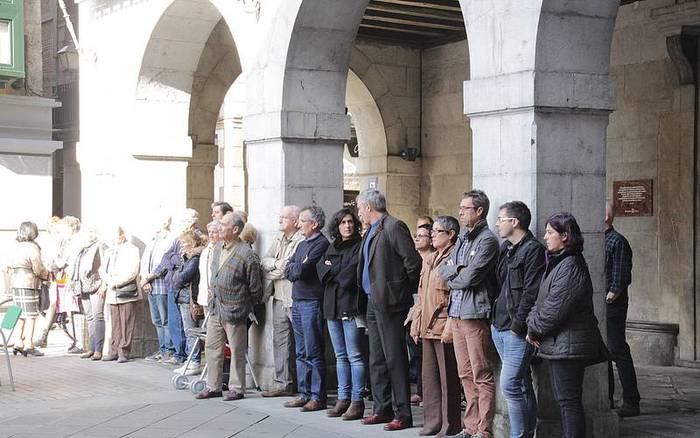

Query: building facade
left=6, top=0, right=700, bottom=436
left=0, top=0, right=61, bottom=245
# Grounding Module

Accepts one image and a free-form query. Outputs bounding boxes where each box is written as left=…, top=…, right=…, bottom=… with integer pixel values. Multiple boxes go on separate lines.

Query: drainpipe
left=57, top=0, right=80, bottom=51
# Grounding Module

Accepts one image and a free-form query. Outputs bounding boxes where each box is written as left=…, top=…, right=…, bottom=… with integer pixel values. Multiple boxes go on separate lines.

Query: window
left=0, top=0, right=24, bottom=78
left=0, top=20, right=10, bottom=65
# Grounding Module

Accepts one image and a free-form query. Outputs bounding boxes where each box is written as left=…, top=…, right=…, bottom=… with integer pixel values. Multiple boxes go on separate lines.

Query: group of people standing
left=4, top=187, right=640, bottom=438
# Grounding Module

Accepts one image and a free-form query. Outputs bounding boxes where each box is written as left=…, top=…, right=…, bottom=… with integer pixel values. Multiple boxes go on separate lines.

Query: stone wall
left=607, top=0, right=695, bottom=360
left=421, top=40, right=471, bottom=217
left=348, top=39, right=471, bottom=224
left=349, top=41, right=422, bottom=224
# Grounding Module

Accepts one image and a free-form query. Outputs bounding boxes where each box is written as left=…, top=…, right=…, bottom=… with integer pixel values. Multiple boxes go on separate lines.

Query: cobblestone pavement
left=0, top=344, right=697, bottom=437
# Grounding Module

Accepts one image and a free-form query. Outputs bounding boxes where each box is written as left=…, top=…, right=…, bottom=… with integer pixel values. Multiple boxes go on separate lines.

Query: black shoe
left=617, top=404, right=640, bottom=418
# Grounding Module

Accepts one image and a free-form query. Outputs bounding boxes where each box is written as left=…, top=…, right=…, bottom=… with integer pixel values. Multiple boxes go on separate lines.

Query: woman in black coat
left=317, top=208, right=366, bottom=421
left=526, top=213, right=603, bottom=438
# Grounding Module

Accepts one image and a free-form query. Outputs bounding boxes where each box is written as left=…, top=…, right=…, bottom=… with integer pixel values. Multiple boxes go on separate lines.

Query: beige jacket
left=410, top=244, right=455, bottom=341
left=261, top=230, right=304, bottom=307
left=9, top=241, right=48, bottom=290
left=100, top=241, right=142, bottom=305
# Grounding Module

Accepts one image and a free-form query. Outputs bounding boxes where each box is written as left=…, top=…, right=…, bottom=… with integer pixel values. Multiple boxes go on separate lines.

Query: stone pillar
left=187, top=142, right=218, bottom=223
left=243, top=110, right=347, bottom=389
left=465, top=70, right=619, bottom=436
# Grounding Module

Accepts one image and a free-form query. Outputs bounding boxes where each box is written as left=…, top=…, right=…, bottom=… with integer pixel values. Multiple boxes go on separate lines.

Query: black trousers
left=550, top=359, right=586, bottom=438
left=367, top=300, right=412, bottom=422
left=606, top=292, right=641, bottom=406
left=406, top=326, right=422, bottom=395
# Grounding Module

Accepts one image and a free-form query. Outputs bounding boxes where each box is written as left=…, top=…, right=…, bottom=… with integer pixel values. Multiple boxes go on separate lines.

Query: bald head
left=605, top=201, right=615, bottom=229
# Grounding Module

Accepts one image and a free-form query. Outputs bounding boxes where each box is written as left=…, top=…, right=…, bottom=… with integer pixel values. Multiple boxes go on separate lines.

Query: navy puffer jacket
left=526, top=250, right=600, bottom=360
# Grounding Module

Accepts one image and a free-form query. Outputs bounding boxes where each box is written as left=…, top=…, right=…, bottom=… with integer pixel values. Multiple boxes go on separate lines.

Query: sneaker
left=145, top=352, right=162, bottom=362
left=158, top=352, right=173, bottom=364
left=162, top=356, right=182, bottom=366
left=444, top=431, right=466, bottom=438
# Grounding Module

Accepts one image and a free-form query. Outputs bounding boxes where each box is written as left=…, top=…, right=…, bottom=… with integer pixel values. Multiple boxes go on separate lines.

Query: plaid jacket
left=209, top=239, right=263, bottom=324
left=604, top=227, right=633, bottom=294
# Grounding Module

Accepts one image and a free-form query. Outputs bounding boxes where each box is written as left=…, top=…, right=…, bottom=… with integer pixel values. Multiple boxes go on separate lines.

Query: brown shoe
left=91, top=352, right=103, bottom=361
left=80, top=351, right=94, bottom=359
left=384, top=418, right=413, bottom=431
left=261, top=387, right=294, bottom=397
left=284, top=397, right=309, bottom=408
left=195, top=388, right=223, bottom=399
left=223, top=391, right=244, bottom=401
left=301, top=399, right=327, bottom=412
left=361, top=413, right=393, bottom=425
left=327, top=399, right=350, bottom=417
left=342, top=401, right=365, bottom=421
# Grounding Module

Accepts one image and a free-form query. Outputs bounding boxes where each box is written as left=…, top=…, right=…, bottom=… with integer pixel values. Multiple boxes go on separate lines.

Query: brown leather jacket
left=411, top=244, right=455, bottom=341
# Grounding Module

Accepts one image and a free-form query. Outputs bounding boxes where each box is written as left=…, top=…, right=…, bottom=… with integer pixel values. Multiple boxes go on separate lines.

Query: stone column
left=242, top=109, right=347, bottom=389
left=465, top=70, right=619, bottom=437
left=187, top=142, right=218, bottom=223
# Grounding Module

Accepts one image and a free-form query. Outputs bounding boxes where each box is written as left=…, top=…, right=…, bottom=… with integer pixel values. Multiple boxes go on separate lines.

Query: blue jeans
left=167, top=291, right=186, bottom=362
left=178, top=303, right=201, bottom=363
left=491, top=327, right=537, bottom=438
left=327, top=318, right=367, bottom=401
left=291, top=300, right=326, bottom=401
left=148, top=294, right=172, bottom=355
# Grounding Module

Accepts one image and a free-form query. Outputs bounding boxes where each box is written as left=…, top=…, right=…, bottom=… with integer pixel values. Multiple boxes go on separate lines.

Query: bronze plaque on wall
left=613, top=179, right=653, bottom=217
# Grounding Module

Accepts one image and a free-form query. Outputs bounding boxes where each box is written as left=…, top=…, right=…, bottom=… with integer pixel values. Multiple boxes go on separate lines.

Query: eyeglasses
left=414, top=234, right=430, bottom=239
left=496, top=217, right=515, bottom=223
left=431, top=229, right=449, bottom=235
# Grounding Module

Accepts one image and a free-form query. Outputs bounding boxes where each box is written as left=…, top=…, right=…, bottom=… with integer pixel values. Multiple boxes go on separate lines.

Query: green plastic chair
left=0, top=305, right=22, bottom=391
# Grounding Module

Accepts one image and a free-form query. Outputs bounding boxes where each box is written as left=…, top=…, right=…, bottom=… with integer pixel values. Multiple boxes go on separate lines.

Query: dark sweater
left=285, top=233, right=330, bottom=301
left=493, top=232, right=545, bottom=335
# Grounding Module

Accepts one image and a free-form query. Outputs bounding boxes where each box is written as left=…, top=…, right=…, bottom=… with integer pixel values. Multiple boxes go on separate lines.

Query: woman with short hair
left=526, top=213, right=605, bottom=438
left=8, top=221, right=48, bottom=356
left=317, top=208, right=367, bottom=421
left=410, top=216, right=462, bottom=437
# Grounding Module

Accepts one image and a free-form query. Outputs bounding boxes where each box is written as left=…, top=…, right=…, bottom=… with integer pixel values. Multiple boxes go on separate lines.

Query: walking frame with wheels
left=172, top=311, right=262, bottom=393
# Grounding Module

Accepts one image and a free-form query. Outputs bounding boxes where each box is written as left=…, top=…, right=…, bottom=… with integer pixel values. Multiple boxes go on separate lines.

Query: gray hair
left=206, top=220, right=220, bottom=230
left=356, top=189, right=387, bottom=213
left=434, top=216, right=460, bottom=243
left=62, top=215, right=81, bottom=233
left=463, top=189, right=490, bottom=218
left=221, top=212, right=245, bottom=231
left=284, top=205, right=301, bottom=219
left=17, top=221, right=39, bottom=242
left=301, top=206, right=326, bottom=230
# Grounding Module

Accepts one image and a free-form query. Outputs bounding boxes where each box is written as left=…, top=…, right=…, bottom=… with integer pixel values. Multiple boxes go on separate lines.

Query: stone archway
left=344, top=69, right=388, bottom=197
left=135, top=0, right=242, bottom=222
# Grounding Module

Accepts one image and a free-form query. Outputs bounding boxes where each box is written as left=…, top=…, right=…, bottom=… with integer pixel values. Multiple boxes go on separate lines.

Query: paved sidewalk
left=0, top=350, right=697, bottom=437
left=0, top=353, right=422, bottom=438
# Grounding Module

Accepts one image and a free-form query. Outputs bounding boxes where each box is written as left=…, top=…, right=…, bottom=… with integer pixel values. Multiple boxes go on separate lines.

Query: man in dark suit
left=356, top=189, right=422, bottom=431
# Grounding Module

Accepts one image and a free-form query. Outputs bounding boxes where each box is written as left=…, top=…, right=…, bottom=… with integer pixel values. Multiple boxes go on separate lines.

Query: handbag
left=115, top=281, right=138, bottom=299
left=189, top=299, right=204, bottom=321
left=38, top=282, right=50, bottom=312
left=189, top=286, right=204, bottom=321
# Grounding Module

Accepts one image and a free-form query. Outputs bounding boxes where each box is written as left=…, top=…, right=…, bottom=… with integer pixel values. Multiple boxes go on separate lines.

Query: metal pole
left=57, top=0, right=80, bottom=51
